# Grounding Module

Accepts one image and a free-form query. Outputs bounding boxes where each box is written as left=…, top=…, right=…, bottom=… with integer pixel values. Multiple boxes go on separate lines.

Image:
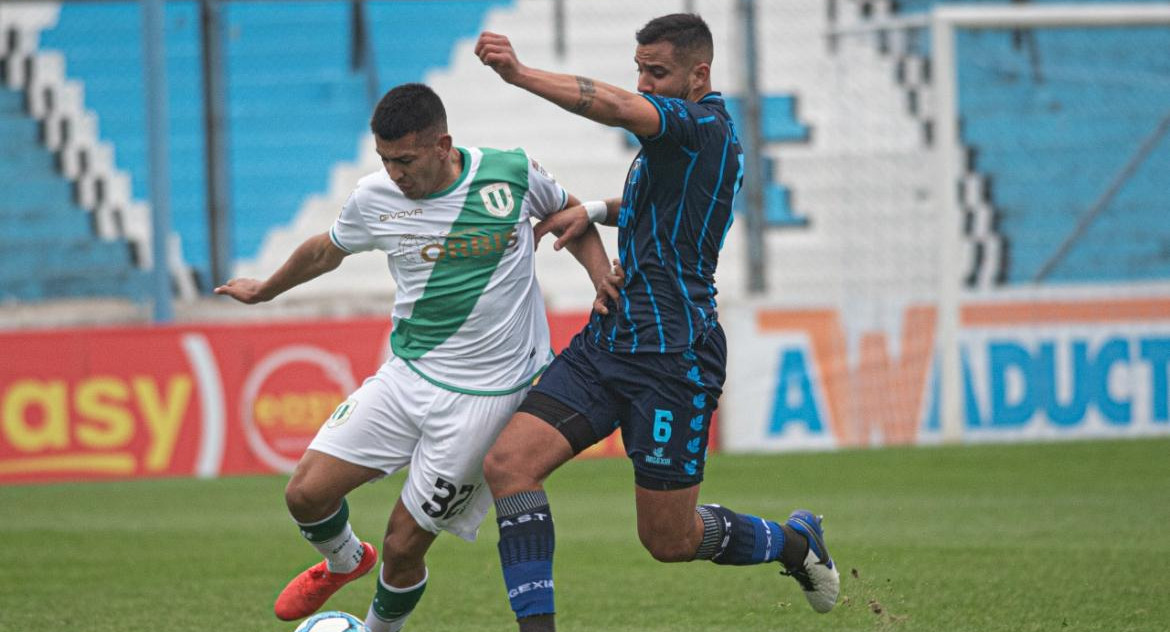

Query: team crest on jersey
left=479, top=183, right=514, bottom=217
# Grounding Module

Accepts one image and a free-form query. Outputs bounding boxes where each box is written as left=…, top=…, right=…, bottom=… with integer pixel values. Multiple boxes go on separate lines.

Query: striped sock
left=495, top=490, right=556, bottom=620
left=694, top=504, right=786, bottom=565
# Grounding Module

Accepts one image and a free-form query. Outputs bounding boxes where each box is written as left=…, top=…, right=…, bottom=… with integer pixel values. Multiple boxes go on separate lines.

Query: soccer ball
left=293, top=611, right=370, bottom=632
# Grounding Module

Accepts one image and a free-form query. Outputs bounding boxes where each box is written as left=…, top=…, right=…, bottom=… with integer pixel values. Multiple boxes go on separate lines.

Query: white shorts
left=308, top=356, right=528, bottom=541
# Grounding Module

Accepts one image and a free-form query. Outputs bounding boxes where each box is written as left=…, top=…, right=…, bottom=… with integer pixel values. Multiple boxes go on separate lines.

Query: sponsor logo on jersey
left=415, top=227, right=519, bottom=263
left=379, top=208, right=422, bottom=222
left=479, top=182, right=515, bottom=217
left=662, top=97, right=688, bottom=119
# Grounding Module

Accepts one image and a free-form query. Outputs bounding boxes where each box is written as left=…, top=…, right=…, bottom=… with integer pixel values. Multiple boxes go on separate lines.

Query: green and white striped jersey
left=329, top=146, right=568, bottom=395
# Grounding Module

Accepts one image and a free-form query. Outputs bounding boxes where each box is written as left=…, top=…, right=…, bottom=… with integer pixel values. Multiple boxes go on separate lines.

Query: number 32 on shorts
left=424, top=476, right=478, bottom=520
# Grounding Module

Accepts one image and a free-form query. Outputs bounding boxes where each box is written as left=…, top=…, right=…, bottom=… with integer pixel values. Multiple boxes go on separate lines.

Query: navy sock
left=496, top=490, right=556, bottom=620
left=695, top=504, right=789, bottom=565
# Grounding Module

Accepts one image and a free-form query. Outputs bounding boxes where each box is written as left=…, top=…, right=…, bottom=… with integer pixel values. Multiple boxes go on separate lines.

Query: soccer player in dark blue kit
left=475, top=14, right=839, bottom=631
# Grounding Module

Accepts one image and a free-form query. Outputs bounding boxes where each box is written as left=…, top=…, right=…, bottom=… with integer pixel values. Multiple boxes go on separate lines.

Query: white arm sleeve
left=525, top=155, right=569, bottom=221
left=328, top=190, right=376, bottom=254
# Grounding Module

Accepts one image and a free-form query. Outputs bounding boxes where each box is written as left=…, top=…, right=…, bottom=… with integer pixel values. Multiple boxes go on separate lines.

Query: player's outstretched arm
left=214, top=232, right=348, bottom=304
left=475, top=31, right=660, bottom=137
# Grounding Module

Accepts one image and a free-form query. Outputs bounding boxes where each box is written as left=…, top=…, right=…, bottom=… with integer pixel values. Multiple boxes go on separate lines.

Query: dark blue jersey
left=590, top=92, right=742, bottom=353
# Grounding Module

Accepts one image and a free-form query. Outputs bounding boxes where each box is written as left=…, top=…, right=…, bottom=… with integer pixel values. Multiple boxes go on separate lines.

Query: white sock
left=365, top=605, right=409, bottom=632
left=310, top=522, right=364, bottom=573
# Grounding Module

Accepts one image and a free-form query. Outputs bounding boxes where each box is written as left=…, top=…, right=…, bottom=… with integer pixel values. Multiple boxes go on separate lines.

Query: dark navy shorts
left=522, top=324, right=726, bottom=490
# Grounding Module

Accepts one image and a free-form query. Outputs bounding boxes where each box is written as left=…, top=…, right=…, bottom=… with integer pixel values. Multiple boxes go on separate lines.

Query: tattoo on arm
left=570, top=76, right=596, bottom=114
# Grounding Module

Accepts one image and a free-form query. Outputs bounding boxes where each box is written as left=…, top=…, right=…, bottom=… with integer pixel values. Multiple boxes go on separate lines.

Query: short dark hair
left=370, top=83, right=447, bottom=142
left=635, top=13, right=713, bottom=64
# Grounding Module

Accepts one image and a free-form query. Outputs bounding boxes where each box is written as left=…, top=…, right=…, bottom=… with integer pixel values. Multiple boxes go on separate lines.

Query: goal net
left=720, top=2, right=1170, bottom=451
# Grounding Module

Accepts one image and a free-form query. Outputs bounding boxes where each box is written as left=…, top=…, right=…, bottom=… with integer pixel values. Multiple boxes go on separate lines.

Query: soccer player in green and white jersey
left=215, top=83, right=617, bottom=632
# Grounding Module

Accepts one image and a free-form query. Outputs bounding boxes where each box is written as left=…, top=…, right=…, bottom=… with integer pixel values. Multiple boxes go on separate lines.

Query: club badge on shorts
left=327, top=399, right=358, bottom=428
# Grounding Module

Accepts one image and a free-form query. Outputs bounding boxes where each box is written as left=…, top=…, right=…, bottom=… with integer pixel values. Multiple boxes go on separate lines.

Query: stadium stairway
left=41, top=2, right=208, bottom=282
left=954, top=27, right=1170, bottom=283
left=696, top=0, right=952, bottom=311
left=884, top=0, right=1170, bottom=285
left=0, top=83, right=150, bottom=301
left=41, top=0, right=509, bottom=293
left=16, top=0, right=1001, bottom=311
left=0, top=4, right=199, bottom=303
left=237, top=0, right=815, bottom=309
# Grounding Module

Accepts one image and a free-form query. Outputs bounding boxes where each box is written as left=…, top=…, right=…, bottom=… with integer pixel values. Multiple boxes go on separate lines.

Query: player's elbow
left=312, top=243, right=348, bottom=275
left=612, top=94, right=660, bottom=138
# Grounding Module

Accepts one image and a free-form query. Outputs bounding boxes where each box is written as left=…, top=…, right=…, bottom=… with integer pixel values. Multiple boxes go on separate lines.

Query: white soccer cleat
left=781, top=510, right=840, bottom=613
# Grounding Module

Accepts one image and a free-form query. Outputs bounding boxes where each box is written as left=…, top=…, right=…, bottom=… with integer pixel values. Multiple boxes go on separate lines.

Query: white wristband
left=583, top=200, right=608, bottom=223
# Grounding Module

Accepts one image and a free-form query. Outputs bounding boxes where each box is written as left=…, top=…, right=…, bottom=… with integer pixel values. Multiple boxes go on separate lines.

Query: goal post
left=730, top=2, right=1170, bottom=452
left=930, top=3, right=1170, bottom=443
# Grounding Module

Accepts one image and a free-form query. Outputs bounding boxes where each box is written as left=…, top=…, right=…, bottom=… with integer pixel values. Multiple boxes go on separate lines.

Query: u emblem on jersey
left=480, top=183, right=514, bottom=217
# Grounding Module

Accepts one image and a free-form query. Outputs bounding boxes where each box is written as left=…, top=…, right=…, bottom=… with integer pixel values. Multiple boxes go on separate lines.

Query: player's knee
left=381, top=534, right=423, bottom=571
left=379, top=529, right=429, bottom=586
left=283, top=480, right=332, bottom=521
left=639, top=531, right=694, bottom=563
left=482, top=446, right=526, bottom=494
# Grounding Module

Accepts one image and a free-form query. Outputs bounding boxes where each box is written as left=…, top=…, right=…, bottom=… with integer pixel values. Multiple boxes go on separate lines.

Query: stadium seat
left=40, top=0, right=509, bottom=287
left=0, top=83, right=148, bottom=302
left=888, top=0, right=1170, bottom=284
left=39, top=1, right=207, bottom=291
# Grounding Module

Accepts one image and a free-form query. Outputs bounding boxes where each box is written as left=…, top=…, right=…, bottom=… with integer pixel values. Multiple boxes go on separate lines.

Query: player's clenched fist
left=475, top=31, right=525, bottom=84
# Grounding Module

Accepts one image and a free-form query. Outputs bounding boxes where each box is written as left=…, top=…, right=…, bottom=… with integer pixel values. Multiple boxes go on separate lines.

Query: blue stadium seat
left=892, top=0, right=1170, bottom=283
left=0, top=265, right=151, bottom=302
left=40, top=1, right=207, bottom=291
left=723, top=95, right=811, bottom=144
left=895, top=0, right=1169, bottom=13
left=0, top=84, right=149, bottom=302
left=41, top=0, right=510, bottom=287
left=725, top=97, right=810, bottom=227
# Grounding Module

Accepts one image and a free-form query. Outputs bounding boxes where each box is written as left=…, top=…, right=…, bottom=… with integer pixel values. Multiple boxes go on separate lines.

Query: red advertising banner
left=1, top=311, right=715, bottom=484
left=0, top=318, right=388, bottom=484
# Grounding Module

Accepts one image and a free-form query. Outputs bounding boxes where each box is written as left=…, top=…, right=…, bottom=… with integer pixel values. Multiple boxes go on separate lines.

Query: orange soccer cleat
left=274, top=541, right=378, bottom=621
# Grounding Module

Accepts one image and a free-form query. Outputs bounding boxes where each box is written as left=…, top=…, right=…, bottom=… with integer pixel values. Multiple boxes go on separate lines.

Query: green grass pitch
left=2, top=438, right=1168, bottom=632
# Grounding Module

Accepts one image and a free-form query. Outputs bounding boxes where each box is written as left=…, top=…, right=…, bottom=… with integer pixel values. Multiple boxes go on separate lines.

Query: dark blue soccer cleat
left=781, top=510, right=840, bottom=613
